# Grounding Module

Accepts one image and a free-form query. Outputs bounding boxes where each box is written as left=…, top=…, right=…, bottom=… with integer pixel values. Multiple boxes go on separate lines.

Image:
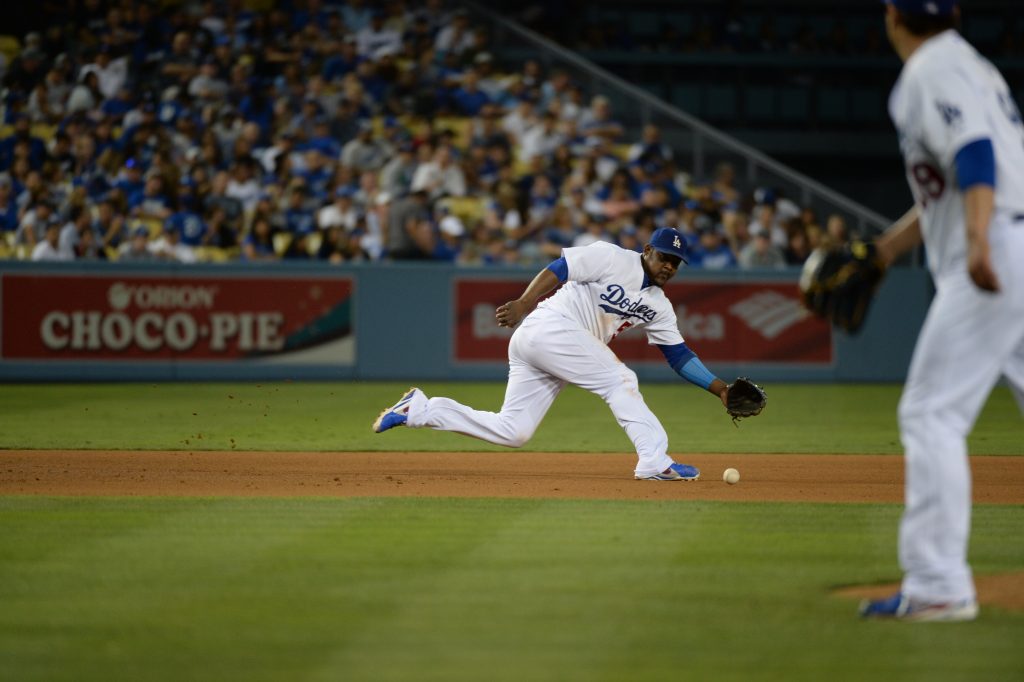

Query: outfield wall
left=0, top=261, right=930, bottom=382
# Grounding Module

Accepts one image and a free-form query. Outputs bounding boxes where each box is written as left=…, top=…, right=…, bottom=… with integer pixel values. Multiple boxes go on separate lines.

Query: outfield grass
left=0, top=381, right=1021, bottom=454
left=1, top=497, right=1021, bottom=682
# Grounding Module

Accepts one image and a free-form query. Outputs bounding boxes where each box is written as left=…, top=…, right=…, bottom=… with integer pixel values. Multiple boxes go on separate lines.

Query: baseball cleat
left=859, top=592, right=978, bottom=622
left=635, top=463, right=700, bottom=481
left=372, top=387, right=420, bottom=433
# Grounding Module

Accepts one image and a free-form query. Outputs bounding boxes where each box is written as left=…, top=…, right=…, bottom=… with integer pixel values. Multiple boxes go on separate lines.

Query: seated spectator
left=118, top=225, right=156, bottom=261
left=357, top=9, right=402, bottom=59
left=690, top=226, right=738, bottom=269
left=435, top=9, right=476, bottom=56
left=31, top=221, right=71, bottom=261
left=739, top=231, right=786, bottom=269
left=0, top=174, right=18, bottom=232
left=318, top=186, right=361, bottom=232
left=386, top=189, right=431, bottom=259
left=627, top=124, right=673, bottom=167
left=16, top=200, right=56, bottom=248
left=579, top=95, right=624, bottom=141
left=422, top=214, right=466, bottom=262
left=573, top=214, right=612, bottom=247
left=241, top=216, right=278, bottom=261
left=784, top=223, right=812, bottom=265
left=824, top=213, right=850, bottom=248
left=281, top=184, right=316, bottom=234
left=520, top=111, right=563, bottom=162
left=410, top=145, right=467, bottom=200
left=340, top=120, right=388, bottom=173
left=203, top=207, right=239, bottom=249
left=149, top=224, right=197, bottom=263
left=379, top=139, right=418, bottom=199
left=128, top=172, right=173, bottom=221
left=748, top=200, right=787, bottom=250
left=452, top=68, right=491, bottom=117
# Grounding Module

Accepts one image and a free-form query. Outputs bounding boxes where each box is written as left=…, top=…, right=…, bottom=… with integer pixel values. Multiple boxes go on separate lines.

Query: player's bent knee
left=504, top=430, right=533, bottom=448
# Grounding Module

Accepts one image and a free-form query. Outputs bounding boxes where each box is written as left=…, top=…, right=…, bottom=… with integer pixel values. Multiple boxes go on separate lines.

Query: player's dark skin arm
left=495, top=268, right=560, bottom=328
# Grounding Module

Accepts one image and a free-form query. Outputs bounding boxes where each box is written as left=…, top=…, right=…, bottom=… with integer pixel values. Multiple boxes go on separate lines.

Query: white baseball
left=723, top=468, right=740, bottom=485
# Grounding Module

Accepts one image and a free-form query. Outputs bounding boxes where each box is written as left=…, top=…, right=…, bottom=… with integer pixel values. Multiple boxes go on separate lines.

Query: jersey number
left=612, top=321, right=633, bottom=340
left=911, top=163, right=945, bottom=206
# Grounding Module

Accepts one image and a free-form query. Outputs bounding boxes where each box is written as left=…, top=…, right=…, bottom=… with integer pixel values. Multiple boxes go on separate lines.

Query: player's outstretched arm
left=875, top=205, right=922, bottom=266
left=495, top=264, right=562, bottom=328
left=658, top=342, right=726, bottom=405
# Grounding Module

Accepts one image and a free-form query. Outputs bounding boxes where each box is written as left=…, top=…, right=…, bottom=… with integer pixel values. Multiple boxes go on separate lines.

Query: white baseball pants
left=406, top=307, right=675, bottom=477
left=898, top=222, right=1024, bottom=604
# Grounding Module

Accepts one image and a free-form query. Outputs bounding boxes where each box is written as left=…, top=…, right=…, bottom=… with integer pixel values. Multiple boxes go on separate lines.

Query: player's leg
left=1003, top=337, right=1024, bottom=415
left=523, top=316, right=676, bottom=478
left=898, top=259, right=1024, bottom=606
left=404, top=319, right=564, bottom=447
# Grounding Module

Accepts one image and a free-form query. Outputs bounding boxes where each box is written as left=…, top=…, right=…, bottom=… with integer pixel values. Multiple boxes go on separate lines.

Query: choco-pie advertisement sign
left=1, top=273, right=355, bottom=363
left=454, top=278, right=832, bottom=364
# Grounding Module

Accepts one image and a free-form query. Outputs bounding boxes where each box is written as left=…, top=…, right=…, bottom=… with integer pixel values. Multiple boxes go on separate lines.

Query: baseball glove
left=799, top=241, right=886, bottom=334
left=726, top=377, right=767, bottom=424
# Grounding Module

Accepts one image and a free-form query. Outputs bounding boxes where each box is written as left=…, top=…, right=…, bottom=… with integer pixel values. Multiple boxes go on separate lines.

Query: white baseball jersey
left=888, top=29, right=1024, bottom=280
left=538, top=241, right=684, bottom=347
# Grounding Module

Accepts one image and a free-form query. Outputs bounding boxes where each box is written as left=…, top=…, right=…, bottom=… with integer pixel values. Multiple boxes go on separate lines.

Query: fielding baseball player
left=859, top=0, right=1024, bottom=622
left=373, top=227, right=740, bottom=481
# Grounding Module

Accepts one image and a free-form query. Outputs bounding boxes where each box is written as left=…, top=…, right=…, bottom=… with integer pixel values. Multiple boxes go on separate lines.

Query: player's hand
left=967, top=239, right=1000, bottom=292
left=495, top=299, right=529, bottom=328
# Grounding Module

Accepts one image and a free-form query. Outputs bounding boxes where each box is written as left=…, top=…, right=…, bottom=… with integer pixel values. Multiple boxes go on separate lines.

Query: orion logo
left=107, top=282, right=218, bottom=310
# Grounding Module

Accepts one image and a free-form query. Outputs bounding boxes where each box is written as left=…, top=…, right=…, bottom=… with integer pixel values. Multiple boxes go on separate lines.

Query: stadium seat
left=705, top=86, right=737, bottom=122
left=441, top=196, right=484, bottom=224
left=433, top=116, right=472, bottom=148
left=779, top=88, right=810, bottom=122
left=850, top=87, right=884, bottom=122
left=273, top=232, right=292, bottom=256
left=816, top=88, right=849, bottom=123
left=670, top=84, right=701, bottom=114
left=744, top=86, right=776, bottom=121
left=0, top=35, right=19, bottom=61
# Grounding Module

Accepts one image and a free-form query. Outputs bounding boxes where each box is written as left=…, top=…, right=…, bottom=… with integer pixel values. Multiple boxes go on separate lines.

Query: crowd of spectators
left=0, top=0, right=847, bottom=268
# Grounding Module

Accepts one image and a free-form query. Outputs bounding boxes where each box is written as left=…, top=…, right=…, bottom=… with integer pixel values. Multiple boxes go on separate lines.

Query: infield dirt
left=2, top=451, right=1023, bottom=504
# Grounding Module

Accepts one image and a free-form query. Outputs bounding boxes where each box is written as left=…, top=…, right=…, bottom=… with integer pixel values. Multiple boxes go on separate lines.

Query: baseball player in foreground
left=859, top=0, right=1024, bottom=622
left=373, top=227, right=765, bottom=481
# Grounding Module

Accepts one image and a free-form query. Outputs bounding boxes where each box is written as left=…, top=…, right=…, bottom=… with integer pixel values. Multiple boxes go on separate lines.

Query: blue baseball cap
left=648, top=227, right=689, bottom=264
left=884, top=0, right=957, bottom=16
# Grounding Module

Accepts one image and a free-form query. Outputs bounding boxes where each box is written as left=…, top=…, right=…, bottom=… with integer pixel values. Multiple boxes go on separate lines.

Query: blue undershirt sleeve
left=954, top=138, right=995, bottom=190
left=546, top=256, right=568, bottom=283
left=657, top=343, right=717, bottom=390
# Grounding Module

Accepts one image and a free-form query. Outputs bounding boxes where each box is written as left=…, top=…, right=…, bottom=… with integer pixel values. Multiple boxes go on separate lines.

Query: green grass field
left=1, top=382, right=1021, bottom=454
left=1, top=382, right=1022, bottom=681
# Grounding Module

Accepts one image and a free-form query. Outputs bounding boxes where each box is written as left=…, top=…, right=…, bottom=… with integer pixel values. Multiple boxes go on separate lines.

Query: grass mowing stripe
left=0, top=382, right=1020, bottom=454
left=1, top=498, right=1021, bottom=682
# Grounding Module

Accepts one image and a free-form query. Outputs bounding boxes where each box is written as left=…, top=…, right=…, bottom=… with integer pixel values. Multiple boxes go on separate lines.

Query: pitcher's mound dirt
left=834, top=573, right=1024, bottom=614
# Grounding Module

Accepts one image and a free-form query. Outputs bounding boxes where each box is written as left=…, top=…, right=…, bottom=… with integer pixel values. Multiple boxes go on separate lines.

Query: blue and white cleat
left=859, top=592, right=978, bottom=622
left=372, top=387, right=420, bottom=433
left=636, top=462, right=700, bottom=481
